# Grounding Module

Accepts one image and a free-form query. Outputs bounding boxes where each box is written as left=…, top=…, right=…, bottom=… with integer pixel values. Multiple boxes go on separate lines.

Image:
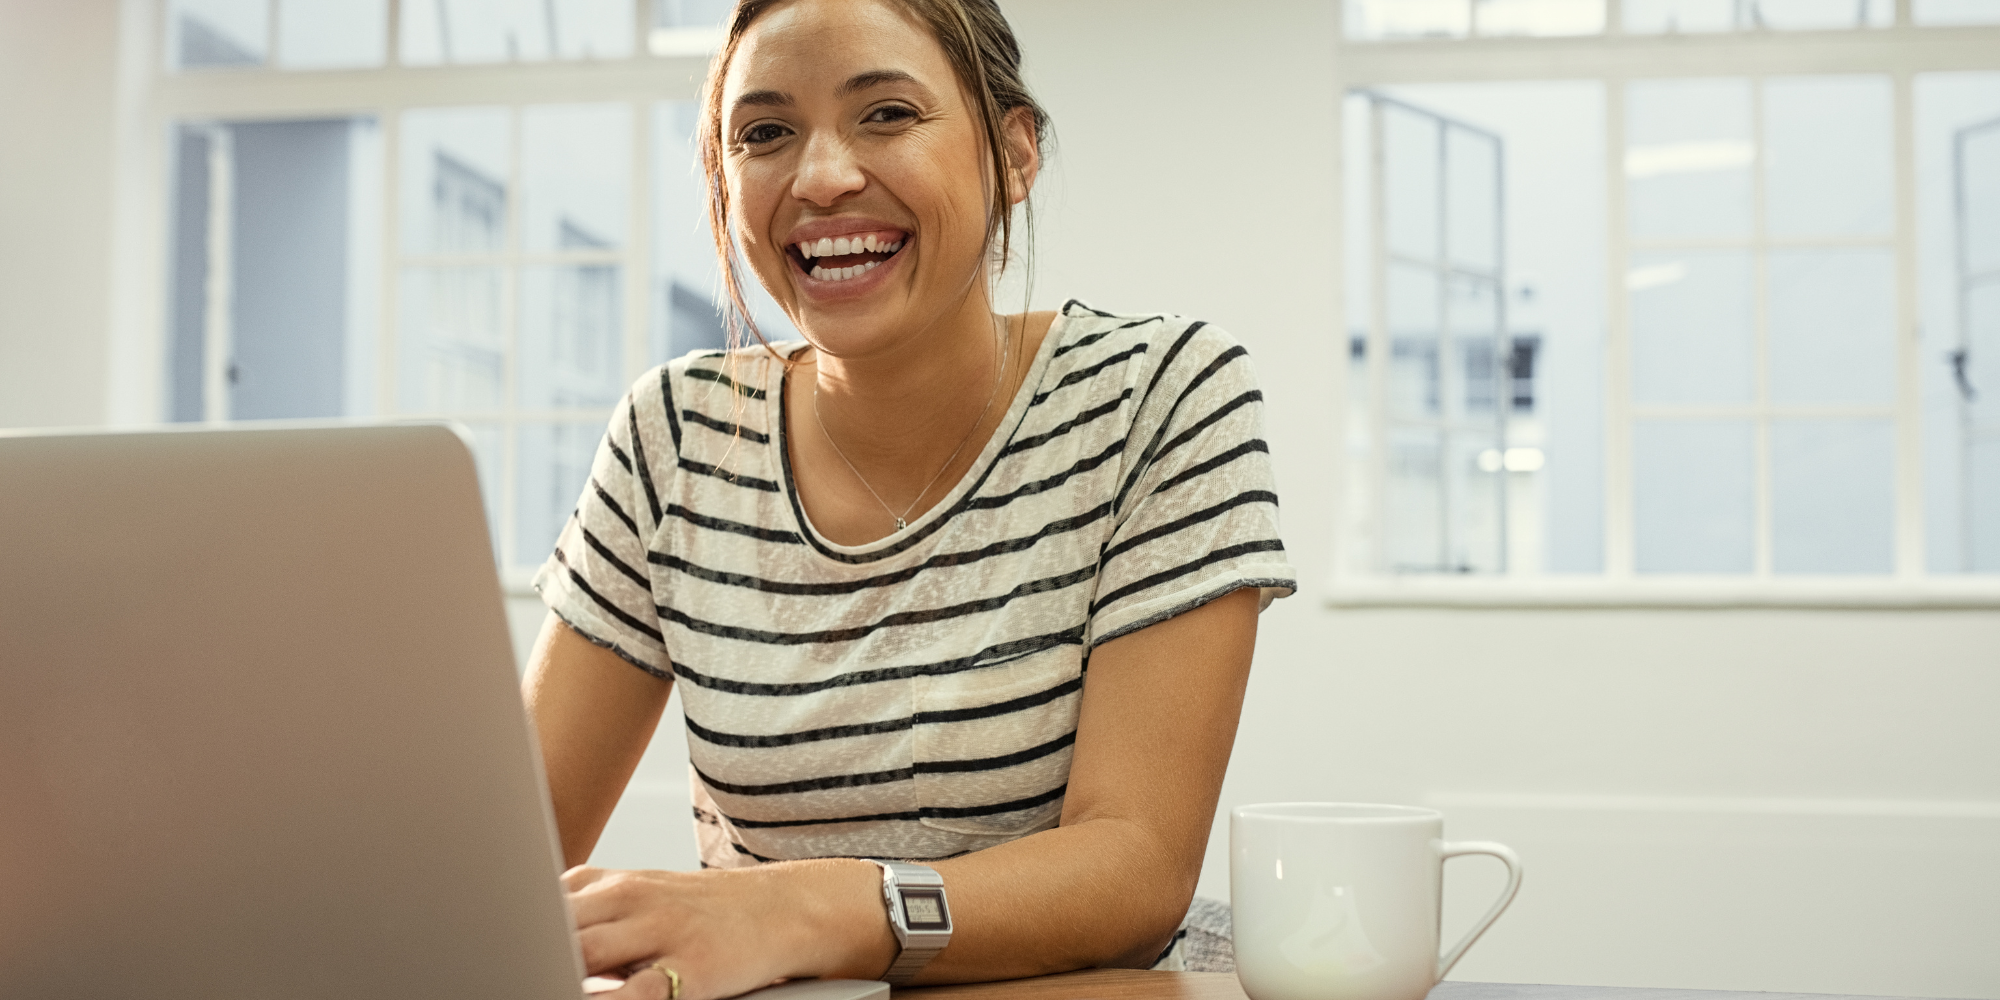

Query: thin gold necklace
left=811, top=321, right=1012, bottom=532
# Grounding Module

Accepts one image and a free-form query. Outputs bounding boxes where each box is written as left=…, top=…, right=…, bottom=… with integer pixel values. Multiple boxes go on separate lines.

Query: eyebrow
left=731, top=70, right=929, bottom=115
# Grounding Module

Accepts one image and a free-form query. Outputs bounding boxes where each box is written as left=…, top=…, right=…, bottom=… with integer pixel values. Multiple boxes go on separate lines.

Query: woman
left=522, top=0, right=1293, bottom=996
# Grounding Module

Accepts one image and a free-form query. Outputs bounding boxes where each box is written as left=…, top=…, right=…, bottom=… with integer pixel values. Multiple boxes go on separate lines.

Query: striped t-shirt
left=534, top=300, right=1296, bottom=873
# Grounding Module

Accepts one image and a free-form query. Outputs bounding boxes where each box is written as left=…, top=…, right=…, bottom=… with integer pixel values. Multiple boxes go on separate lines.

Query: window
left=1336, top=2, right=2000, bottom=591
left=147, top=0, right=784, bottom=579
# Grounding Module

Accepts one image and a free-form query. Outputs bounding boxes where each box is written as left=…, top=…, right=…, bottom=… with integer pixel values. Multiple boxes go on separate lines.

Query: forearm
left=793, top=815, right=1198, bottom=984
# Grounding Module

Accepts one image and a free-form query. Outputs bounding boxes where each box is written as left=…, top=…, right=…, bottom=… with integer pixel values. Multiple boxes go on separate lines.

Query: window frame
left=1327, top=2, right=2000, bottom=604
left=115, top=0, right=715, bottom=586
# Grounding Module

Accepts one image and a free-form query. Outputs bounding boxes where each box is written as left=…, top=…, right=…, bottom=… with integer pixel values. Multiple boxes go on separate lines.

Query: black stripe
left=1090, top=539, right=1287, bottom=616
left=1029, top=343, right=1146, bottom=406
left=670, top=627, right=1084, bottom=696
left=687, top=674, right=1083, bottom=748
left=914, top=730, right=1075, bottom=774
left=970, top=437, right=1126, bottom=511
left=731, top=841, right=781, bottom=863
left=680, top=456, right=782, bottom=492
left=655, top=565, right=1095, bottom=646
left=552, top=547, right=666, bottom=643
left=591, top=479, right=640, bottom=537
left=661, top=366, right=682, bottom=451
left=606, top=437, right=633, bottom=475
left=687, top=714, right=911, bottom=749
left=1050, top=316, right=1162, bottom=359
left=1152, top=390, right=1261, bottom=466
left=648, top=502, right=1112, bottom=596
left=1114, top=335, right=1238, bottom=516
left=664, top=503, right=803, bottom=544
left=581, top=526, right=650, bottom=589
left=683, top=409, right=771, bottom=444
left=687, top=365, right=768, bottom=399
left=1063, top=299, right=1115, bottom=318
left=719, top=784, right=1066, bottom=830
left=628, top=403, right=664, bottom=524
left=1100, top=490, right=1279, bottom=566
left=1152, top=929, right=1189, bottom=968
left=999, top=389, right=1133, bottom=458
left=1154, top=439, right=1268, bottom=496
left=696, top=762, right=911, bottom=797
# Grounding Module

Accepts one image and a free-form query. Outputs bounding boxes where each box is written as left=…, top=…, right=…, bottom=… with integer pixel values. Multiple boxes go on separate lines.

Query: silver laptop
left=0, top=423, right=884, bottom=1000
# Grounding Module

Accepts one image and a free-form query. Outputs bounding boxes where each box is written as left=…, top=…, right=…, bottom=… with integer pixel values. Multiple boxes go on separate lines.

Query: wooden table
left=894, top=969, right=1926, bottom=1000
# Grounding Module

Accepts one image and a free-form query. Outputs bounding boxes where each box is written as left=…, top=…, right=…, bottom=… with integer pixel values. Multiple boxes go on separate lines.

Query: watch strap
left=876, top=862, right=950, bottom=985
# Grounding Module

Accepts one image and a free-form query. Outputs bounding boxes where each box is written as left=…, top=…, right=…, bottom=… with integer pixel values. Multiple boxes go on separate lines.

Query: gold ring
left=647, top=961, right=682, bottom=1000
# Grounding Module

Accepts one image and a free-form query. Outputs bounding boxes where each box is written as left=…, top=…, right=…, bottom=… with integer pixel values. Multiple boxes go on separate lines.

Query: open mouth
left=789, top=232, right=906, bottom=283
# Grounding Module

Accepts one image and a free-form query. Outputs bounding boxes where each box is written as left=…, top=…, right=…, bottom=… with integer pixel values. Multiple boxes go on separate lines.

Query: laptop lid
left=0, top=423, right=584, bottom=999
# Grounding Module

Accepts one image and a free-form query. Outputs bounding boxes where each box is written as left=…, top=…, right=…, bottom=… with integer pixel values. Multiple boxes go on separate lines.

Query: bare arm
left=564, top=587, right=1260, bottom=997
left=522, top=613, right=673, bottom=869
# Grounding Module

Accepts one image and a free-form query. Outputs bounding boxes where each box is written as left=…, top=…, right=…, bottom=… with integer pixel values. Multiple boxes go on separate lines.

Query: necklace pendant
left=895, top=517, right=907, bottom=530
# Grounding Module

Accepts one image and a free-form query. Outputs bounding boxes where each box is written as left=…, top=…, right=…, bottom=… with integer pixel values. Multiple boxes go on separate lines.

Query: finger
left=562, top=865, right=610, bottom=893
left=576, top=920, right=666, bottom=978
left=597, top=964, right=677, bottom=1000
left=568, top=877, right=633, bottom=929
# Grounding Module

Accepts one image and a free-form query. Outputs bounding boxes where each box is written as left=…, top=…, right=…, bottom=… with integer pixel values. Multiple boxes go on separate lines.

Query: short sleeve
left=532, top=369, right=675, bottom=678
left=1086, top=324, right=1296, bottom=648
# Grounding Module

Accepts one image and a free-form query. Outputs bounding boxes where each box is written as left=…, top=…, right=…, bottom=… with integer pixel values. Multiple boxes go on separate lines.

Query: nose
left=791, top=132, right=866, bottom=208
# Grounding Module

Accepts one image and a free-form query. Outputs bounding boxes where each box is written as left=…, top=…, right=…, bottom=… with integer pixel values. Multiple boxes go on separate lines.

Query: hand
left=563, top=860, right=895, bottom=1000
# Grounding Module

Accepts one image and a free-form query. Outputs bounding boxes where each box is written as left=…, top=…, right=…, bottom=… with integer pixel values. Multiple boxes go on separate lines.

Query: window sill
left=1323, top=575, right=2000, bottom=610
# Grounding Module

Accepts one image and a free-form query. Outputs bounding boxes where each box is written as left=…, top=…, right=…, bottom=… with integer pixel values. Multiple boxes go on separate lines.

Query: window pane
left=1474, top=0, right=1605, bottom=35
left=516, top=422, right=604, bottom=569
left=1446, top=126, right=1500, bottom=272
left=651, top=0, right=729, bottom=54
left=1450, top=433, right=1507, bottom=572
left=399, top=266, right=505, bottom=412
left=1448, top=276, right=1503, bottom=418
left=401, top=108, right=511, bottom=255
left=1384, top=104, right=1441, bottom=261
left=1635, top=419, right=1756, bottom=573
left=276, top=0, right=386, bottom=69
left=168, top=0, right=268, bottom=69
left=1628, top=79, right=1754, bottom=241
left=1754, top=0, right=1893, bottom=29
left=653, top=101, right=725, bottom=364
left=1386, top=428, right=1446, bottom=570
left=401, top=0, right=633, bottom=65
left=1768, top=248, right=1897, bottom=407
left=1765, top=76, right=1894, bottom=239
left=1771, top=420, right=1895, bottom=573
left=462, top=421, right=506, bottom=564
left=1626, top=0, right=1891, bottom=30
left=521, top=104, right=630, bottom=254
left=519, top=265, right=623, bottom=409
left=1346, top=0, right=1471, bottom=39
left=1969, top=122, right=2000, bottom=276
left=1971, top=435, right=2000, bottom=571
left=1388, top=263, right=1442, bottom=419
left=1916, top=0, right=2000, bottom=24
left=1630, top=250, right=1754, bottom=405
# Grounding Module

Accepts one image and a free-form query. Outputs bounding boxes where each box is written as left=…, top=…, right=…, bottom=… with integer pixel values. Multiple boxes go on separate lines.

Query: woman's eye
left=866, top=105, right=917, bottom=125
left=741, top=123, right=790, bottom=146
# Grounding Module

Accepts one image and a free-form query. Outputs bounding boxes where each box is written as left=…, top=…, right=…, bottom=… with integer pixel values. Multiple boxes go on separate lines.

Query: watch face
left=898, top=887, right=950, bottom=930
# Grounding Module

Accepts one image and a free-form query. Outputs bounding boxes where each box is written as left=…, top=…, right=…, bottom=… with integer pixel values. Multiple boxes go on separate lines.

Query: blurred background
left=2, top=0, right=1998, bottom=996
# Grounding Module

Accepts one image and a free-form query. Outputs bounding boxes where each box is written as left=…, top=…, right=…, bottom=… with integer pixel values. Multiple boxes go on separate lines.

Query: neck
left=805, top=284, right=1017, bottom=468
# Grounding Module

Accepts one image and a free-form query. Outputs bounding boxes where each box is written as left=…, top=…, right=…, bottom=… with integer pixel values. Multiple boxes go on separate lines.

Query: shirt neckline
left=773, top=310, right=1072, bottom=565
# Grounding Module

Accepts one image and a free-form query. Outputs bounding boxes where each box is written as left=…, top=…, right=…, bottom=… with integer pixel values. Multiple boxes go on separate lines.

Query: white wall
left=0, top=0, right=118, bottom=429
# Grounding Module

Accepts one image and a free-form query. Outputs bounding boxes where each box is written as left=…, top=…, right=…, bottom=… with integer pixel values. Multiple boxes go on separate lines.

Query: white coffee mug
left=1231, top=803, right=1523, bottom=1000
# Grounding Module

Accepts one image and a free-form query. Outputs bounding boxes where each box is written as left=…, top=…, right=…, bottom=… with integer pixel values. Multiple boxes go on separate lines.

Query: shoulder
left=634, top=342, right=797, bottom=456
left=1045, top=300, right=1257, bottom=412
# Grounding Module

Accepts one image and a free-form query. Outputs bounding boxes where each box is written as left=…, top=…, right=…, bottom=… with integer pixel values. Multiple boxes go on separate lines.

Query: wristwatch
left=873, top=861, right=952, bottom=984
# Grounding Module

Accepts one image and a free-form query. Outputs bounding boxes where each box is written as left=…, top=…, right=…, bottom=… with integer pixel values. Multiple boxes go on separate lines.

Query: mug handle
left=1435, top=841, right=1524, bottom=981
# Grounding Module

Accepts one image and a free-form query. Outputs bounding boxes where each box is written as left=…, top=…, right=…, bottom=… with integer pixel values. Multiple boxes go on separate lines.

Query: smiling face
left=719, top=0, right=1025, bottom=359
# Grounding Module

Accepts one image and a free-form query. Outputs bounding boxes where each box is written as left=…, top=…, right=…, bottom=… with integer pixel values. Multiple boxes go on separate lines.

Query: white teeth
left=886, top=240, right=901, bottom=252
left=810, top=265, right=829, bottom=279
left=814, top=237, right=834, bottom=257
left=862, top=234, right=878, bottom=252
left=835, top=236, right=852, bottom=255
left=863, top=260, right=878, bottom=272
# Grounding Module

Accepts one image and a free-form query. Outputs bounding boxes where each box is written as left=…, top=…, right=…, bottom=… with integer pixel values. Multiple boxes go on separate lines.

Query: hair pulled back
left=697, top=0, right=1051, bottom=353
